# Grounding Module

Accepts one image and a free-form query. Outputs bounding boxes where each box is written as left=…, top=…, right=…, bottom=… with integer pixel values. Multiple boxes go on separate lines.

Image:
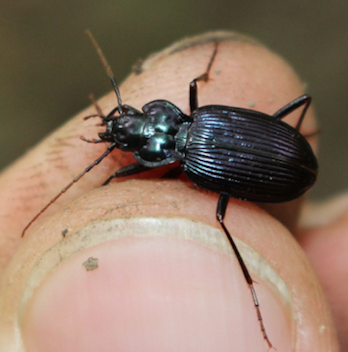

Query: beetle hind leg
left=216, top=195, right=273, bottom=349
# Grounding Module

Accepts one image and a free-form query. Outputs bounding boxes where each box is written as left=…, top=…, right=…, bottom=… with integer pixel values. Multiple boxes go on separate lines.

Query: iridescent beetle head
left=98, top=105, right=146, bottom=152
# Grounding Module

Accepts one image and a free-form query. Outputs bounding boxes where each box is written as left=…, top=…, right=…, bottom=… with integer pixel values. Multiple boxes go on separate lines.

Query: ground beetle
left=22, top=31, right=318, bottom=348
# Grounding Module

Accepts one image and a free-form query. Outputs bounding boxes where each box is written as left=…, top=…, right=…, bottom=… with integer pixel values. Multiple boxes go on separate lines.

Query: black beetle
left=22, top=32, right=318, bottom=348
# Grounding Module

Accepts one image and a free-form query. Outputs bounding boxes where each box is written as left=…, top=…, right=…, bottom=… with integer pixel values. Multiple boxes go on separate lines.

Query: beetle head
left=98, top=105, right=146, bottom=152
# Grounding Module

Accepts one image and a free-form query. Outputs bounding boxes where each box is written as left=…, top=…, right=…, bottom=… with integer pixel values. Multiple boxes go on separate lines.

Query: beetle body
left=102, top=101, right=318, bottom=204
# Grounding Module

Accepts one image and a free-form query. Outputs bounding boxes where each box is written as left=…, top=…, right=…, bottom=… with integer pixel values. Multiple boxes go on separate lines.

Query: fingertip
left=1, top=180, right=339, bottom=351
left=20, top=219, right=292, bottom=352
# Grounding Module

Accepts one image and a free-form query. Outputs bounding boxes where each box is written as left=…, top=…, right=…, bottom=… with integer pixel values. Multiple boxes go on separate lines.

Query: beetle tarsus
left=83, top=113, right=103, bottom=120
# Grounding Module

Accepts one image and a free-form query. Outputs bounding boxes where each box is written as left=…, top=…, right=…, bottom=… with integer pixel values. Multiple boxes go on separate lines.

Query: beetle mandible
left=22, top=31, right=318, bottom=349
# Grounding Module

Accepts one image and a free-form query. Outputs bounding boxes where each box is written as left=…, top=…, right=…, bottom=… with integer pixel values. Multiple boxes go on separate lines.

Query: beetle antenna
left=22, top=143, right=117, bottom=237
left=86, top=30, right=123, bottom=115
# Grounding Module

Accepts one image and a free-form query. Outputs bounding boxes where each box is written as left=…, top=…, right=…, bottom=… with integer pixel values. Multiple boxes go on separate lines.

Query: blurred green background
left=0, top=0, right=347, bottom=200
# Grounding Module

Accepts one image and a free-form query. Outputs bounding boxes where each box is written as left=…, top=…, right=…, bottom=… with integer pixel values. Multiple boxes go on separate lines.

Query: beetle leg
left=189, top=42, right=219, bottom=114
left=83, top=113, right=104, bottom=120
left=80, top=136, right=103, bottom=144
left=102, top=163, right=151, bottom=186
left=273, top=94, right=311, bottom=131
left=216, top=195, right=273, bottom=349
left=105, top=106, right=120, bottom=120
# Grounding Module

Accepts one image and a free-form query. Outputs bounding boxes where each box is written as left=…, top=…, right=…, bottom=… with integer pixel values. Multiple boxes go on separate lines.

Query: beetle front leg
left=216, top=195, right=273, bottom=349
left=102, top=163, right=150, bottom=186
left=189, top=42, right=218, bottom=114
left=80, top=136, right=103, bottom=144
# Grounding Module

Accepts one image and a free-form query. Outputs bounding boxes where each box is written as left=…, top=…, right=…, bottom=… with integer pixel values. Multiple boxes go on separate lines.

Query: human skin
left=0, top=32, right=342, bottom=351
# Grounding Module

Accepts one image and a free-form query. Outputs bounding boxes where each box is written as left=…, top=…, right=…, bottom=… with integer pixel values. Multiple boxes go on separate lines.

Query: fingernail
left=20, top=218, right=292, bottom=352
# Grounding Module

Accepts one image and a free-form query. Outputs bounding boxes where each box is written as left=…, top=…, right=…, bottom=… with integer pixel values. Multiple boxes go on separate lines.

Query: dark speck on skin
left=132, top=58, right=145, bottom=75
left=82, top=257, right=99, bottom=271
